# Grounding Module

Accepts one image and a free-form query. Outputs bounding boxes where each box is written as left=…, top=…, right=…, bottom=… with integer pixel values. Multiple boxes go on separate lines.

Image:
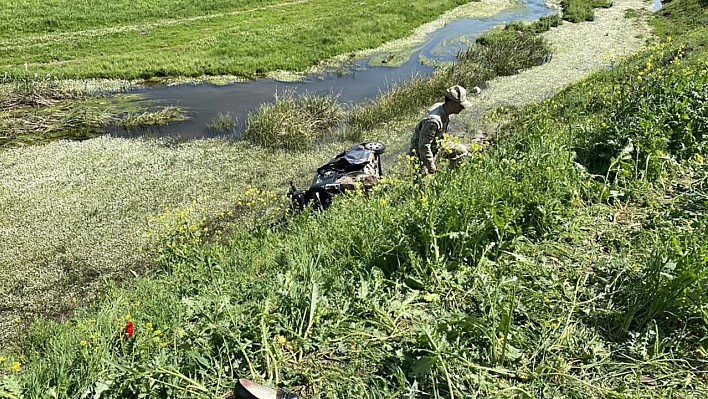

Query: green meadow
left=1, top=0, right=707, bottom=398
left=0, top=0, right=470, bottom=79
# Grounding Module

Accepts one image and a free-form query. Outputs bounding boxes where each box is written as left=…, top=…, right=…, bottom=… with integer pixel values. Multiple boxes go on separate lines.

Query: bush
left=243, top=91, right=343, bottom=150
left=461, top=30, right=551, bottom=77
left=561, top=0, right=613, bottom=23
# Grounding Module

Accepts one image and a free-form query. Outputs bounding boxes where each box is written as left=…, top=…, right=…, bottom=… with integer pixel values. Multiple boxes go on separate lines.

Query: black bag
left=233, top=379, right=300, bottom=399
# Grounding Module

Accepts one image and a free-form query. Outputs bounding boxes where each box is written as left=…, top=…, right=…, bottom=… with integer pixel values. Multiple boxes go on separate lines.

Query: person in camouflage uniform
left=409, top=85, right=480, bottom=174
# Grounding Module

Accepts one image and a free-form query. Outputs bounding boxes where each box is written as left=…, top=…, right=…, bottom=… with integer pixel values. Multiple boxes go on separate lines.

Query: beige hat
left=445, top=85, right=480, bottom=109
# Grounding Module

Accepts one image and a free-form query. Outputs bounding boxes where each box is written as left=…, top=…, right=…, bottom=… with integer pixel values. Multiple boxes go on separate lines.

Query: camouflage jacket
left=409, top=102, right=449, bottom=171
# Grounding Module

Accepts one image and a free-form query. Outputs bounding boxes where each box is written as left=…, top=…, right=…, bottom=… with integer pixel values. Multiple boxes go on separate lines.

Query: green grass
left=561, top=0, right=613, bottom=23
left=651, top=0, right=708, bottom=38
left=206, top=112, right=238, bottom=133
left=0, top=0, right=471, bottom=79
left=244, top=91, right=344, bottom=150
left=2, top=1, right=708, bottom=397
left=0, top=0, right=281, bottom=35
left=3, top=28, right=707, bottom=396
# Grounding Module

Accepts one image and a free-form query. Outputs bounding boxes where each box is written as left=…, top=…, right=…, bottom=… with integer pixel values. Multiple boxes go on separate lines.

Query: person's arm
left=417, top=118, right=441, bottom=172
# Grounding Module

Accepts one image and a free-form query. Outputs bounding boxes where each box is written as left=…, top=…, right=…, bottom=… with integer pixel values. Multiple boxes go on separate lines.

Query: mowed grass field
left=0, top=0, right=469, bottom=79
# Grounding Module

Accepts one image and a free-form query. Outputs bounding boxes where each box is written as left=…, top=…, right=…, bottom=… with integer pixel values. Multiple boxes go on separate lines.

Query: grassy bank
left=2, top=16, right=706, bottom=397
left=0, top=0, right=472, bottom=79
left=1, top=1, right=706, bottom=398
left=0, top=137, right=360, bottom=347
left=0, top=0, right=548, bottom=346
left=651, top=0, right=708, bottom=37
left=0, top=0, right=652, bottom=354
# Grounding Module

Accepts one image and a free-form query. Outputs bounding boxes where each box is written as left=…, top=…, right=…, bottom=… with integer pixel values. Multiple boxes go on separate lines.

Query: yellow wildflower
left=10, top=362, right=20, bottom=372
left=275, top=334, right=287, bottom=346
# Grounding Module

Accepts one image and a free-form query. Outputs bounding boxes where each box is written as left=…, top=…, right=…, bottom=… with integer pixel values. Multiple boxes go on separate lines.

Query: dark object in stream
left=289, top=141, right=386, bottom=211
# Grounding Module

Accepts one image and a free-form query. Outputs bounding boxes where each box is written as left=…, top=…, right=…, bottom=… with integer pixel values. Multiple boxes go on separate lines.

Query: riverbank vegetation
left=2, top=0, right=707, bottom=397
left=345, top=14, right=560, bottom=139
left=560, top=0, right=612, bottom=23
left=245, top=20, right=556, bottom=149
left=651, top=0, right=708, bottom=37
left=0, top=98, right=187, bottom=147
left=244, top=91, right=344, bottom=150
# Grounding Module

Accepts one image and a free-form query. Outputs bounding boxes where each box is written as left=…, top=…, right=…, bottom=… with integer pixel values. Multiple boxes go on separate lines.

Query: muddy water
left=110, top=0, right=554, bottom=140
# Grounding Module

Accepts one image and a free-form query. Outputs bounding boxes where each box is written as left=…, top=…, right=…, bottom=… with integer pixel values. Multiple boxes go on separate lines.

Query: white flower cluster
left=0, top=135, right=341, bottom=344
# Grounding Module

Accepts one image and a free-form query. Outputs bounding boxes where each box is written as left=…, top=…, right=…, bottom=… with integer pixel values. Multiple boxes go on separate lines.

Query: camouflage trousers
left=410, top=139, right=470, bottom=174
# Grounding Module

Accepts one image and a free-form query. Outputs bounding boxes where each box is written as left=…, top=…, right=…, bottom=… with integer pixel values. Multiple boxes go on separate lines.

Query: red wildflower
left=125, top=320, right=134, bottom=338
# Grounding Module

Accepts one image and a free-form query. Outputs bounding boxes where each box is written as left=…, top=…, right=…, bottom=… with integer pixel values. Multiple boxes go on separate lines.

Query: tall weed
left=572, top=42, right=708, bottom=184
left=244, top=91, right=343, bottom=150
left=622, top=233, right=708, bottom=333
left=460, top=30, right=551, bottom=77
left=1, top=69, right=82, bottom=109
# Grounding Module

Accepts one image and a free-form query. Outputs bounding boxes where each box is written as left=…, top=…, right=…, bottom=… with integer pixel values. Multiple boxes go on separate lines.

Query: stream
left=109, top=0, right=557, bottom=140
